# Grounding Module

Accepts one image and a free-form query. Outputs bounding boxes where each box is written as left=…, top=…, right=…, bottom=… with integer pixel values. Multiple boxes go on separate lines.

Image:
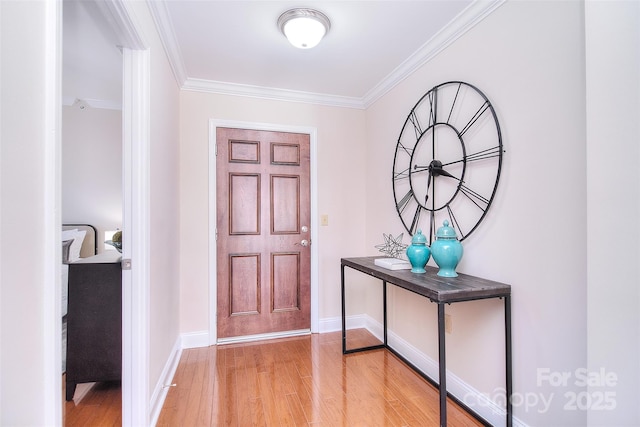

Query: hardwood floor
left=63, top=376, right=121, bottom=426
left=157, top=330, right=482, bottom=426
left=64, top=330, right=483, bottom=426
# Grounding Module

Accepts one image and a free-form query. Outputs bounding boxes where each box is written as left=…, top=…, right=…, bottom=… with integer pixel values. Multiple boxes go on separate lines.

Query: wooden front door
left=216, top=127, right=311, bottom=339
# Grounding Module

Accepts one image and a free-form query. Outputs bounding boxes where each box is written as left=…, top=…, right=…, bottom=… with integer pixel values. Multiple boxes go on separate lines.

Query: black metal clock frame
left=393, top=81, right=504, bottom=244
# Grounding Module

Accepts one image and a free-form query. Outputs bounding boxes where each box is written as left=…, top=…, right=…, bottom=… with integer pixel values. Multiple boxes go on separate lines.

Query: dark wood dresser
left=65, top=251, right=122, bottom=401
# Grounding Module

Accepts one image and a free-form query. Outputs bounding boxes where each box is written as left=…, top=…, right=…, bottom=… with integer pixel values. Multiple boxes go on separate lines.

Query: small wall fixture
left=278, top=8, right=330, bottom=49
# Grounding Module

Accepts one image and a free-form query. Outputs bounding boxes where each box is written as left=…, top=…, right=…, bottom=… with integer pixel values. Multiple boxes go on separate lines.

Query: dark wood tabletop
left=342, top=256, right=511, bottom=303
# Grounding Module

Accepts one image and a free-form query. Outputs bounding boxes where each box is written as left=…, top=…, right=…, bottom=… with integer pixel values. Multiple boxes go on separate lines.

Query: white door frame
left=121, top=45, right=150, bottom=426
left=44, top=0, right=63, bottom=422
left=47, top=1, right=151, bottom=426
left=208, top=119, right=319, bottom=345
left=93, top=2, right=151, bottom=425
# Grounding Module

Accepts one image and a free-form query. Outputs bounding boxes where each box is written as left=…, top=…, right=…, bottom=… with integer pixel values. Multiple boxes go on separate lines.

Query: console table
left=341, top=257, right=512, bottom=427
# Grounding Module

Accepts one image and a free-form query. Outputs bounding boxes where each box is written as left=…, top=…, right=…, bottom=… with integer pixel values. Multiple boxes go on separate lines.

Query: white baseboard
left=216, top=328, right=310, bottom=345
left=318, top=313, right=372, bottom=333
left=149, top=337, right=182, bottom=427
left=180, top=329, right=210, bottom=349
left=180, top=329, right=312, bottom=348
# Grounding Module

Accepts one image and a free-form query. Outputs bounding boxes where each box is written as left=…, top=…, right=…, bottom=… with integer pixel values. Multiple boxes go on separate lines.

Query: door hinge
left=121, top=258, right=132, bottom=270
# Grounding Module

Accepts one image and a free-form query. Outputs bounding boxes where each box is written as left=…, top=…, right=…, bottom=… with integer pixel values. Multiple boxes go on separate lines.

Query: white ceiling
left=63, top=0, right=504, bottom=109
left=63, top=0, right=123, bottom=109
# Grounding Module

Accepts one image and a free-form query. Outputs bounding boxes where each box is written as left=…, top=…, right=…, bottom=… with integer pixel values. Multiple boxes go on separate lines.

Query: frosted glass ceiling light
left=278, top=8, right=330, bottom=49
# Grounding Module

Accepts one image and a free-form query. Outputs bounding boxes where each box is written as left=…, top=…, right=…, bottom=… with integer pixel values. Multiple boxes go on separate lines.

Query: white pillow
left=61, top=229, right=86, bottom=262
left=61, top=229, right=78, bottom=239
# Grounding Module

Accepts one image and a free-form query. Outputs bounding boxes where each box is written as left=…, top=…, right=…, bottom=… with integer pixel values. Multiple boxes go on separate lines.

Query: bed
left=61, top=224, right=122, bottom=401
left=61, top=224, right=98, bottom=318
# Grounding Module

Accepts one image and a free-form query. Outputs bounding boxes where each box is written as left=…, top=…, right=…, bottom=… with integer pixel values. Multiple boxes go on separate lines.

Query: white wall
left=1, top=0, right=60, bottom=424
left=62, top=105, right=122, bottom=250
left=365, top=1, right=638, bottom=425
left=179, top=91, right=367, bottom=334
left=366, top=0, right=580, bottom=425
left=585, top=1, right=640, bottom=425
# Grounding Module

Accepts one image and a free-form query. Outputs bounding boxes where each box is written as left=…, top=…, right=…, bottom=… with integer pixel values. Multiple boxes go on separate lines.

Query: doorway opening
left=56, top=0, right=150, bottom=425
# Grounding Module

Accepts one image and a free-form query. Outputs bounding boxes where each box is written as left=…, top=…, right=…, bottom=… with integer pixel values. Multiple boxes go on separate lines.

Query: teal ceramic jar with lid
left=406, top=229, right=430, bottom=273
left=430, top=220, right=463, bottom=277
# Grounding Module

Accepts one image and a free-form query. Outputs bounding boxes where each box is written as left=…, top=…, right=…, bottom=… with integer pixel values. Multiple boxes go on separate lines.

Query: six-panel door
left=216, top=127, right=311, bottom=339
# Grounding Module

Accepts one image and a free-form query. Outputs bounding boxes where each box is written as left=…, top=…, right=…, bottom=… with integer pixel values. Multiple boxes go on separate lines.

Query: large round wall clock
left=392, top=81, right=503, bottom=244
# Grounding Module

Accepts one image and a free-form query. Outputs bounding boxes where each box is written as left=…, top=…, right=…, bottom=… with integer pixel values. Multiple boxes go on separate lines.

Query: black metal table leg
left=438, top=303, right=447, bottom=427
left=383, top=280, right=388, bottom=346
left=505, top=295, right=513, bottom=427
left=342, top=264, right=387, bottom=354
left=341, top=264, right=346, bottom=354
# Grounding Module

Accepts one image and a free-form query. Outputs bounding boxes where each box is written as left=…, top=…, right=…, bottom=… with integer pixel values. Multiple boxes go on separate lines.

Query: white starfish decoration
left=375, top=233, right=408, bottom=258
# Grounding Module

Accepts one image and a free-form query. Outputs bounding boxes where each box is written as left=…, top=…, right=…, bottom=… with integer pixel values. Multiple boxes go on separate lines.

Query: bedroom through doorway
left=61, top=0, right=123, bottom=421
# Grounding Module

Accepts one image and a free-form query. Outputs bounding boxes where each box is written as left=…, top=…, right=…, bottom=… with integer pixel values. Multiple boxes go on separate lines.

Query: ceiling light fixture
left=277, top=8, right=331, bottom=49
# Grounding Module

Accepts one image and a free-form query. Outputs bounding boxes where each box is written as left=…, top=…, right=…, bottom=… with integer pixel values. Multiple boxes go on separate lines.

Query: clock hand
left=416, top=160, right=462, bottom=181
left=424, top=173, right=432, bottom=204
left=411, top=166, right=430, bottom=175
left=431, top=166, right=458, bottom=180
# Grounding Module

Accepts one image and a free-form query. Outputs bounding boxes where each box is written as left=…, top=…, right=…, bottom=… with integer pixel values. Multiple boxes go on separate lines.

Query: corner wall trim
left=181, top=330, right=210, bottom=349
left=149, top=337, right=182, bottom=426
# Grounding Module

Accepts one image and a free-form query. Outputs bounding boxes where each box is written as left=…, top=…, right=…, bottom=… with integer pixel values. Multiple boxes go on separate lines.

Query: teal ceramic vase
left=430, top=220, right=463, bottom=277
left=406, top=229, right=430, bottom=273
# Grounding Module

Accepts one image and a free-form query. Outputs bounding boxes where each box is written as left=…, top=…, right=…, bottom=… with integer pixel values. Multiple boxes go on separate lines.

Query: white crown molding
left=183, top=78, right=366, bottom=109
left=94, top=0, right=146, bottom=50
left=147, top=0, right=188, bottom=87
left=362, top=0, right=506, bottom=108
left=62, top=96, right=122, bottom=110
left=151, top=0, right=504, bottom=109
